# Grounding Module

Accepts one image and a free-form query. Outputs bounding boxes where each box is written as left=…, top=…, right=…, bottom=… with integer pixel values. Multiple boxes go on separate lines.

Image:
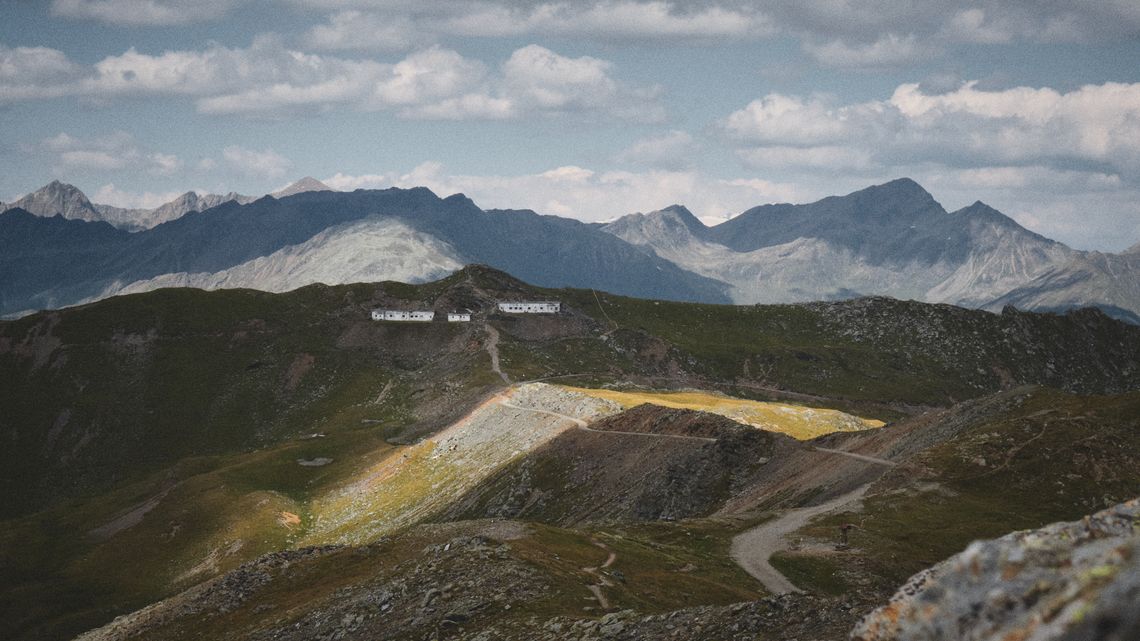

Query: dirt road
left=484, top=324, right=510, bottom=384
left=812, top=447, right=897, bottom=467
left=730, top=485, right=871, bottom=594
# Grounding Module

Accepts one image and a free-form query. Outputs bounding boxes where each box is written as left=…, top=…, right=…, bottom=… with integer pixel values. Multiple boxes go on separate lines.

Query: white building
left=447, top=312, right=472, bottom=322
left=498, top=301, right=560, bottom=314
left=371, top=309, right=435, bottom=322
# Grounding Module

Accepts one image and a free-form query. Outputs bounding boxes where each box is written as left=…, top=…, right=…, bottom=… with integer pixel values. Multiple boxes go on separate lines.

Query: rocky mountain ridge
left=602, top=179, right=1137, bottom=320
left=1, top=180, right=256, bottom=232
left=4, top=177, right=1139, bottom=321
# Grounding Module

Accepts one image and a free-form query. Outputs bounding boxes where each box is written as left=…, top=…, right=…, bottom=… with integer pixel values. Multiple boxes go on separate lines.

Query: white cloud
left=92, top=183, right=184, bottom=208
left=803, top=33, right=936, bottom=68
left=149, top=152, right=183, bottom=176
left=6, top=37, right=658, bottom=121
left=306, top=11, right=422, bottom=52
left=50, top=0, right=238, bottom=26
left=444, top=1, right=770, bottom=40
left=764, top=0, right=1140, bottom=47
left=36, top=131, right=182, bottom=176
left=722, top=81, right=1140, bottom=178
left=721, top=93, right=889, bottom=146
left=223, top=145, right=292, bottom=180
left=372, top=46, right=485, bottom=106
left=0, top=44, right=82, bottom=102
left=323, top=161, right=805, bottom=222
left=616, top=130, right=697, bottom=169
left=411, top=93, right=515, bottom=120
left=299, top=1, right=770, bottom=47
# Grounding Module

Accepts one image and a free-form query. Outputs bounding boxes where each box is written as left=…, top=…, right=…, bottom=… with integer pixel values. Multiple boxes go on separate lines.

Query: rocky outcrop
left=851, top=498, right=1140, bottom=641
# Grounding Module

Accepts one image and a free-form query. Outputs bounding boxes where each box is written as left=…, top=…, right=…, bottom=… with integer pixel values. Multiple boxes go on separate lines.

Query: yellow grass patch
left=558, top=386, right=884, bottom=440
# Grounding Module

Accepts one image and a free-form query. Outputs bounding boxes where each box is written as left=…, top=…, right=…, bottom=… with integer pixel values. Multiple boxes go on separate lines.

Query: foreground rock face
left=851, top=498, right=1140, bottom=641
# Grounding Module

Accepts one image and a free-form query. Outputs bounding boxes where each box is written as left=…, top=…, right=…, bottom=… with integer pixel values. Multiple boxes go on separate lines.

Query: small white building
left=447, top=312, right=472, bottom=322
left=498, top=301, right=561, bottom=314
left=371, top=309, right=435, bottom=322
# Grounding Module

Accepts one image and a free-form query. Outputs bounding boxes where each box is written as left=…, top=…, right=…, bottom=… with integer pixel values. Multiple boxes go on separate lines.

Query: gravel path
left=730, top=485, right=871, bottom=594
left=484, top=324, right=509, bottom=384
left=812, top=447, right=897, bottom=467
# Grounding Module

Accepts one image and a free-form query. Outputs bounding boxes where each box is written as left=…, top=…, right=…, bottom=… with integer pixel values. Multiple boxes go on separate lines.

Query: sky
left=2, top=1, right=1140, bottom=251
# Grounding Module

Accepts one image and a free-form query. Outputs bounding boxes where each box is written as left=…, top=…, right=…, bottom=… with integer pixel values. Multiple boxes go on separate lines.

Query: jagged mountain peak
left=604, top=203, right=705, bottom=236
left=656, top=204, right=706, bottom=228
left=32, top=179, right=92, bottom=202
left=271, top=177, right=333, bottom=199
left=6, top=180, right=100, bottom=222
left=1124, top=241, right=1140, bottom=255
left=952, top=201, right=1059, bottom=246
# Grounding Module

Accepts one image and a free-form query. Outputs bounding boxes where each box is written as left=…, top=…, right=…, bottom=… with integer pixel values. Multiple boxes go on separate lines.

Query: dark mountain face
left=0, top=187, right=729, bottom=316
left=704, top=178, right=968, bottom=264
left=0, top=209, right=131, bottom=314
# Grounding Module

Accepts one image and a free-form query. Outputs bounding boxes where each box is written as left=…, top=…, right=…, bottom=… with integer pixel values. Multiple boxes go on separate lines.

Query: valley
left=1, top=266, right=1138, bottom=641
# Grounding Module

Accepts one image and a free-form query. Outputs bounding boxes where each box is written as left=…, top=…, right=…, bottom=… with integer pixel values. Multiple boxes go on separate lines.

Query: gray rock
left=851, top=498, right=1140, bottom=641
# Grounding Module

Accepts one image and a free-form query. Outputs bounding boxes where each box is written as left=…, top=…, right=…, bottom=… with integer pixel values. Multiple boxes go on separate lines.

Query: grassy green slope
left=771, top=387, right=1140, bottom=596
left=553, top=289, right=1140, bottom=406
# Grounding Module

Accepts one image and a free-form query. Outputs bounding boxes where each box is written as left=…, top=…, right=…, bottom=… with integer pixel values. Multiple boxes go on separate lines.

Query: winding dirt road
left=582, top=538, right=618, bottom=610
left=730, top=485, right=871, bottom=594
left=812, top=447, right=897, bottom=467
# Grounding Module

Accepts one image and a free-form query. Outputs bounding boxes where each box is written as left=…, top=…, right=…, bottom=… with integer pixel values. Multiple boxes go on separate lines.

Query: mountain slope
left=985, top=249, right=1140, bottom=323
left=602, top=179, right=1135, bottom=318
left=3, top=268, right=1140, bottom=641
left=91, top=217, right=466, bottom=299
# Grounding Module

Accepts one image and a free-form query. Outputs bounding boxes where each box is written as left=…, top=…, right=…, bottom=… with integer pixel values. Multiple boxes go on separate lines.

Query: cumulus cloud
left=50, top=0, right=239, bottom=26
left=323, top=161, right=805, bottom=221
left=223, top=145, right=292, bottom=179
left=301, top=1, right=770, bottom=49
left=721, top=94, right=891, bottom=146
left=723, top=81, right=1140, bottom=178
left=5, top=37, right=660, bottom=121
left=502, top=45, right=663, bottom=121
left=34, top=131, right=182, bottom=176
left=0, top=44, right=83, bottom=102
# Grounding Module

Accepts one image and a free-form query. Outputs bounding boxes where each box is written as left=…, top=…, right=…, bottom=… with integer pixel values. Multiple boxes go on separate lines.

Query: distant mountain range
left=0, top=177, right=331, bottom=232
left=1, top=177, right=1137, bottom=321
